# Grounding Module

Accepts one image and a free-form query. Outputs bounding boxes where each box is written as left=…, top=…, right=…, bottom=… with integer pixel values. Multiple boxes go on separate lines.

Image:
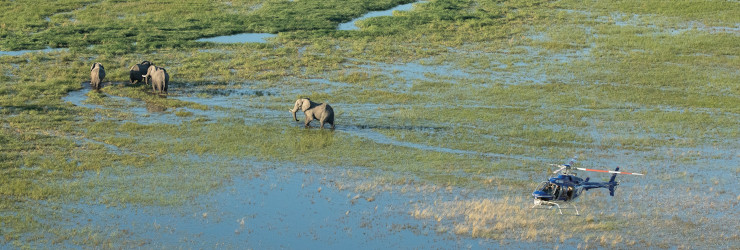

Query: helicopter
left=531, top=157, right=643, bottom=215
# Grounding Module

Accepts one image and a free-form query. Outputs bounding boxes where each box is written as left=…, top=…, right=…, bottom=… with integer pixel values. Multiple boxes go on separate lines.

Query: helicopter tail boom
left=575, top=167, right=643, bottom=175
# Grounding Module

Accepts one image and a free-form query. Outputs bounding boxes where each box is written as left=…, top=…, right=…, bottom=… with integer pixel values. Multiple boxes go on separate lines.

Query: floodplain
left=1, top=0, right=738, bottom=248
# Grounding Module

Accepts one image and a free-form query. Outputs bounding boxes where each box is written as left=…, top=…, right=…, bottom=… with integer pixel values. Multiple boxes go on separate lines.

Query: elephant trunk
left=290, top=100, right=301, bottom=121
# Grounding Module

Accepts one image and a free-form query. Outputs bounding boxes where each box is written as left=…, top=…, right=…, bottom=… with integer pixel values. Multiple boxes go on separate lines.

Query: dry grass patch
left=412, top=196, right=630, bottom=245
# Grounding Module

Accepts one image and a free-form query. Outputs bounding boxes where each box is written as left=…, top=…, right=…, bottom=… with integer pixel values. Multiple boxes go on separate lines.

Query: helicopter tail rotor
left=609, top=167, right=619, bottom=183
left=608, top=167, right=619, bottom=196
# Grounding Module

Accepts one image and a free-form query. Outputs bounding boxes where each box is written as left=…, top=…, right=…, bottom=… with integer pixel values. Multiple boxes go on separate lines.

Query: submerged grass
left=412, top=197, right=627, bottom=243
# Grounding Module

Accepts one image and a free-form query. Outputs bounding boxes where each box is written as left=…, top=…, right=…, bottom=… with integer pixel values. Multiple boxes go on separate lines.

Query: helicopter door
left=565, top=187, right=576, bottom=200
left=552, top=185, right=573, bottom=201
left=565, top=186, right=574, bottom=199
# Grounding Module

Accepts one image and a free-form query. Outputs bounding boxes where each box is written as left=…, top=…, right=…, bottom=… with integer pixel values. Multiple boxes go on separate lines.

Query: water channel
left=196, top=33, right=277, bottom=44
left=195, top=1, right=427, bottom=44
left=0, top=47, right=67, bottom=56
left=338, top=1, right=426, bottom=31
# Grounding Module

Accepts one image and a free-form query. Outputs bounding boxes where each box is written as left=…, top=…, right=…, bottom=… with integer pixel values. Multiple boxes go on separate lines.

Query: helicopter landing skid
left=532, top=200, right=580, bottom=216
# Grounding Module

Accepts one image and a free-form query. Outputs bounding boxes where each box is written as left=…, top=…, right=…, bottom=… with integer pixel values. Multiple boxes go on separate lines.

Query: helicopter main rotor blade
left=575, top=167, right=644, bottom=175
left=568, top=156, right=578, bottom=166
left=550, top=164, right=567, bottom=174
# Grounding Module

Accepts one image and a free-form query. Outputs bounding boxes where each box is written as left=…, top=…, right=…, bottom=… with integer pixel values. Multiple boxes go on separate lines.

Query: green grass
left=1, top=0, right=416, bottom=53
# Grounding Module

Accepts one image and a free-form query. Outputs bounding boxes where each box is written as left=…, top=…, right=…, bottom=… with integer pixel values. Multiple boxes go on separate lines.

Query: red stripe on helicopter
left=576, top=168, right=643, bottom=175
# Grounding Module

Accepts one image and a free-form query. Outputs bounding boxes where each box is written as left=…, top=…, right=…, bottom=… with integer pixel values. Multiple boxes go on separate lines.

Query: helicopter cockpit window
left=535, top=182, right=552, bottom=194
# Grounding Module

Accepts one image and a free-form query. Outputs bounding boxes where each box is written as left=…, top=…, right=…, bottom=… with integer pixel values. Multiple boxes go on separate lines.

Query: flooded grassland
left=1, top=0, right=739, bottom=248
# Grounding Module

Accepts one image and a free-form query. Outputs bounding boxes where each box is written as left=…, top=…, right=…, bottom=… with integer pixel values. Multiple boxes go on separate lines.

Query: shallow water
left=338, top=125, right=537, bottom=161
left=63, top=82, right=204, bottom=125
left=62, top=85, right=105, bottom=110
left=345, top=54, right=547, bottom=86
left=196, top=33, right=277, bottom=44
left=354, top=60, right=474, bottom=82
left=594, top=11, right=740, bottom=35
left=0, top=47, right=67, bottom=56
left=338, top=1, right=426, bottom=31
left=52, top=160, right=517, bottom=248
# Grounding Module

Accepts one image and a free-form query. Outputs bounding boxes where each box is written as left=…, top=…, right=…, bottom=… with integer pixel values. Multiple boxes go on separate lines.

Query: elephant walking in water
left=90, top=62, right=105, bottom=90
left=289, top=98, right=335, bottom=129
left=144, top=65, right=169, bottom=93
left=129, top=60, right=151, bottom=84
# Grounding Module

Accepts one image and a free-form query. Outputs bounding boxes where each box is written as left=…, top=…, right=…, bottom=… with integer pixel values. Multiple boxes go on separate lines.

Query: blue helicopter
left=531, top=157, right=643, bottom=215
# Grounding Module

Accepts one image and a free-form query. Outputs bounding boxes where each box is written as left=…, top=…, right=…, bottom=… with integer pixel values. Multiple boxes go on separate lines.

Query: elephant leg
left=304, top=114, right=312, bottom=128
left=320, top=116, right=330, bottom=129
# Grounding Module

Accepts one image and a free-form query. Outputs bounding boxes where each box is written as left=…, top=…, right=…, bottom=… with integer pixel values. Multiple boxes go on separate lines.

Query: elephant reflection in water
left=289, top=98, right=335, bottom=129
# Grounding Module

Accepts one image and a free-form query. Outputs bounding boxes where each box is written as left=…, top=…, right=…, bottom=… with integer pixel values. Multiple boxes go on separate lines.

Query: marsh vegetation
left=1, top=0, right=738, bottom=248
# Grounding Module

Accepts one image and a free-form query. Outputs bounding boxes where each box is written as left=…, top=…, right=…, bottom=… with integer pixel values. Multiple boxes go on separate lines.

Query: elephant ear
left=90, top=63, right=95, bottom=71
left=300, top=99, right=311, bottom=112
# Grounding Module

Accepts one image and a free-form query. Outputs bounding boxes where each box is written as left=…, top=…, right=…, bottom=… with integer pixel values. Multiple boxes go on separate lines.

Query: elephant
left=90, top=62, right=105, bottom=90
left=142, top=65, right=157, bottom=86
left=289, top=98, right=335, bottom=129
left=144, top=66, right=169, bottom=93
left=129, top=60, right=152, bottom=84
